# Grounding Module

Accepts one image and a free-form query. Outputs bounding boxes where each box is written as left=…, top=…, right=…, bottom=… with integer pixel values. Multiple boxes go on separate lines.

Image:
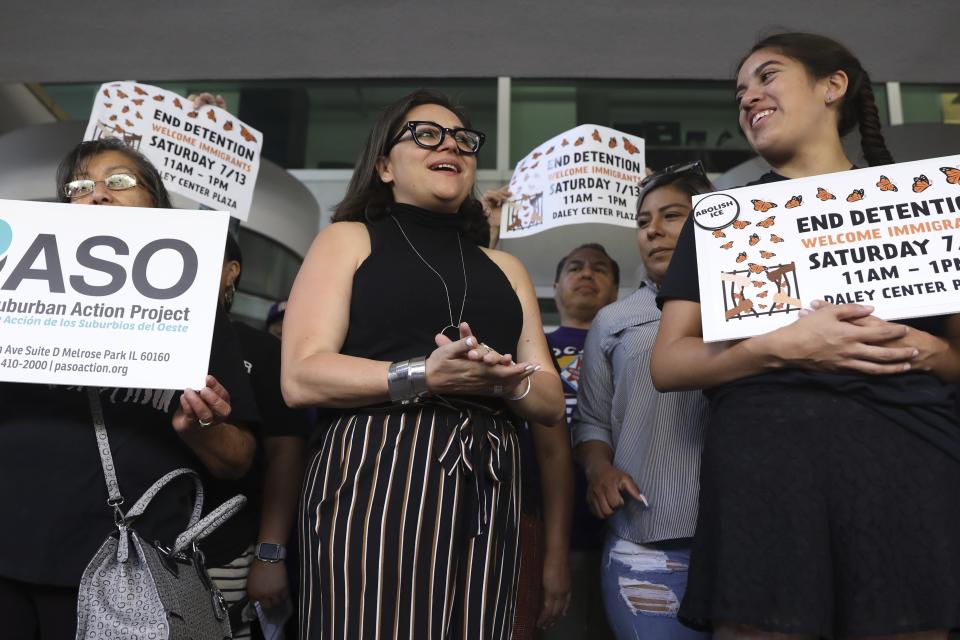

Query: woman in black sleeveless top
left=281, top=90, right=564, bottom=640
left=653, top=34, right=960, bottom=638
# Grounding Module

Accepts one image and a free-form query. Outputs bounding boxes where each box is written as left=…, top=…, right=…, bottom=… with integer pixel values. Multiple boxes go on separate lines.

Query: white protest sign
left=693, top=155, right=960, bottom=342
left=84, top=81, right=262, bottom=220
left=0, top=199, right=228, bottom=388
left=501, top=124, right=645, bottom=238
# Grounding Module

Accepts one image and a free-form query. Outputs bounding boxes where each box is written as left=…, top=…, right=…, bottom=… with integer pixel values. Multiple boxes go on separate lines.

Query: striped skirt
left=299, top=401, right=522, bottom=640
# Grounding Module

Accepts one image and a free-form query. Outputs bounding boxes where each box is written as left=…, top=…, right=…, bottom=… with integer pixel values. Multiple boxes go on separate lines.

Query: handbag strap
left=87, top=388, right=205, bottom=529
left=172, top=494, right=246, bottom=555
left=87, top=388, right=125, bottom=516
left=125, top=468, right=205, bottom=528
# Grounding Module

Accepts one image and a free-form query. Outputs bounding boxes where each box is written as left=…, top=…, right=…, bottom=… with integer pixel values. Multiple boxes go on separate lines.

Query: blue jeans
left=601, top=535, right=710, bottom=640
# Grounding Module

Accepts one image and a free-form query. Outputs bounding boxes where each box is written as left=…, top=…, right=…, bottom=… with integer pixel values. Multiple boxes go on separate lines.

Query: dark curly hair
left=56, top=138, right=172, bottom=208
left=331, top=89, right=490, bottom=246
left=738, top=32, right=893, bottom=167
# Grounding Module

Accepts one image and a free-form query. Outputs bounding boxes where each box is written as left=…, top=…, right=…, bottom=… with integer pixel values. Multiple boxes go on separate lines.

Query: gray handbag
left=76, top=389, right=247, bottom=640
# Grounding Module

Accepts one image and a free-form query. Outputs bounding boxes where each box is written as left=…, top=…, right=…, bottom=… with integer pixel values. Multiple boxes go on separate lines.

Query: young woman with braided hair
left=653, top=33, right=960, bottom=639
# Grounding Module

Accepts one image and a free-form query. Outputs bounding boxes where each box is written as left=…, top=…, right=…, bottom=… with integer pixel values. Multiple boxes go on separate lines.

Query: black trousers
left=0, top=576, right=78, bottom=640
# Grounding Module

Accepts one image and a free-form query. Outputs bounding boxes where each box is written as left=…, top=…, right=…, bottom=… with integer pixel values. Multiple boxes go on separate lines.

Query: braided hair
left=739, top=32, right=894, bottom=167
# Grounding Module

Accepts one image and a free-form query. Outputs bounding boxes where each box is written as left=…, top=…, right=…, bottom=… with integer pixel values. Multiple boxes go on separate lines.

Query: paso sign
left=84, top=81, right=262, bottom=220
left=0, top=199, right=228, bottom=388
left=501, top=124, right=645, bottom=238
left=693, top=155, right=960, bottom=342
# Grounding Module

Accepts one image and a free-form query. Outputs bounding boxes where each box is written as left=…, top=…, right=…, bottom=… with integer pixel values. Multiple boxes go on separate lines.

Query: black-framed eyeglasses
left=63, top=173, right=138, bottom=199
left=387, top=121, right=486, bottom=155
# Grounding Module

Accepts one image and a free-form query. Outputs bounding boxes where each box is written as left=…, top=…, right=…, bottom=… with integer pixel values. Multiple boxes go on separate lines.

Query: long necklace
left=391, top=215, right=468, bottom=340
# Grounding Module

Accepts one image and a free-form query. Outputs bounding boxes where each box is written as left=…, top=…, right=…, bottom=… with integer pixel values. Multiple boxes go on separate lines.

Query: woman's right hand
left=426, top=323, right=538, bottom=397
left=756, top=301, right=918, bottom=375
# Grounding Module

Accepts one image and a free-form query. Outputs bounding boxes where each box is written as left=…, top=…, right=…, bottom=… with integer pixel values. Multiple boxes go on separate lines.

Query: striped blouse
left=571, top=282, right=709, bottom=544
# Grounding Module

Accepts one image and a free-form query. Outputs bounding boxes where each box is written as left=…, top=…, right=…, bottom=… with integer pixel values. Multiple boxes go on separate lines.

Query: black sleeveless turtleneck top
left=340, top=203, right=524, bottom=363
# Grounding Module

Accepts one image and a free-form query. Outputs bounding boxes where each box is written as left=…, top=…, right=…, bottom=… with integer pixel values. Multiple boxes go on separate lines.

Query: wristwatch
left=254, top=542, right=287, bottom=563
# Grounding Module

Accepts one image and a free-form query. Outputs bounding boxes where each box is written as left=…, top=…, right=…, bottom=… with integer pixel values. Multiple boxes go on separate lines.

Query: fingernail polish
left=524, top=365, right=535, bottom=372
left=465, top=337, right=475, bottom=347
left=533, top=365, right=542, bottom=371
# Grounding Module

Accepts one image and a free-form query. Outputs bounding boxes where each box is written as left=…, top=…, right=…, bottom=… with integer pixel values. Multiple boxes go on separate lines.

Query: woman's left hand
left=173, top=374, right=233, bottom=432
left=435, top=322, right=516, bottom=367
left=807, top=299, right=946, bottom=372
left=537, top=550, right=571, bottom=629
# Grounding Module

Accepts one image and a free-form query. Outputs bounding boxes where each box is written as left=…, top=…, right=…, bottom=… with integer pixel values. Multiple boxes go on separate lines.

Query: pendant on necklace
left=440, top=324, right=461, bottom=341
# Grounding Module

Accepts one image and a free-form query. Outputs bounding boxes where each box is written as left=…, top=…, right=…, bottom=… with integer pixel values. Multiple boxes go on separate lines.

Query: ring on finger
left=479, top=342, right=495, bottom=355
left=198, top=417, right=214, bottom=427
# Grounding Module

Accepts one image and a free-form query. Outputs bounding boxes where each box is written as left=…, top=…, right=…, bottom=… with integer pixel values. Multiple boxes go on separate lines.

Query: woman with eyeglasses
left=652, top=33, right=960, bottom=639
left=0, top=137, right=258, bottom=639
left=281, top=89, right=564, bottom=640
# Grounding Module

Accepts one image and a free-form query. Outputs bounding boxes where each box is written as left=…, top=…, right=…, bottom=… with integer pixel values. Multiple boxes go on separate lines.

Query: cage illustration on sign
left=92, top=121, right=143, bottom=150
left=504, top=192, right=544, bottom=232
left=721, top=261, right=802, bottom=321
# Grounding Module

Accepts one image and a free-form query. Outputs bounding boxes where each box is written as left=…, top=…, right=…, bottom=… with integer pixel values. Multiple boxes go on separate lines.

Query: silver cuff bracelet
left=387, top=356, right=429, bottom=403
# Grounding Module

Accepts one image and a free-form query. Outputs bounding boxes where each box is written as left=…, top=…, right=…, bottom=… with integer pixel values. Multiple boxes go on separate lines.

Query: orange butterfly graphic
left=846, top=189, right=865, bottom=202
left=713, top=230, right=726, bottom=238
left=736, top=252, right=747, bottom=263
left=186, top=111, right=198, bottom=118
left=752, top=199, right=777, bottom=212
left=759, top=250, right=776, bottom=259
left=758, top=304, right=768, bottom=310
left=757, top=216, right=776, bottom=228
left=574, top=137, right=584, bottom=146
left=124, top=119, right=134, bottom=127
left=240, top=126, right=257, bottom=143
left=912, top=175, right=931, bottom=193
left=224, top=121, right=234, bottom=131
left=785, top=195, right=802, bottom=209
left=940, top=167, right=960, bottom=185
left=816, top=187, right=835, bottom=201
left=748, top=263, right=767, bottom=274
left=173, top=98, right=183, bottom=109
left=113, top=125, right=124, bottom=133
left=608, top=138, right=617, bottom=149
left=732, top=219, right=751, bottom=229
left=876, top=175, right=898, bottom=192
left=121, top=105, right=129, bottom=114
left=770, top=234, right=784, bottom=243
left=115, top=89, right=129, bottom=99
left=757, top=291, right=769, bottom=298
left=133, top=86, right=148, bottom=96
left=108, top=115, right=117, bottom=121
left=622, top=138, right=640, bottom=155
left=207, top=110, right=217, bottom=123
left=132, top=98, right=144, bottom=106
left=561, top=139, right=569, bottom=147
left=104, top=102, right=113, bottom=108
left=102, top=89, right=110, bottom=98
left=153, top=95, right=164, bottom=102
left=592, top=129, right=602, bottom=142
left=749, top=233, right=760, bottom=246
left=532, top=151, right=542, bottom=159
left=774, top=303, right=784, bottom=310
left=135, top=112, right=142, bottom=119
left=721, top=241, right=734, bottom=249
left=752, top=280, right=766, bottom=287
left=530, top=162, right=539, bottom=169
left=545, top=146, right=555, bottom=155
